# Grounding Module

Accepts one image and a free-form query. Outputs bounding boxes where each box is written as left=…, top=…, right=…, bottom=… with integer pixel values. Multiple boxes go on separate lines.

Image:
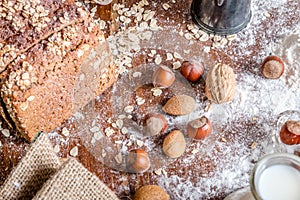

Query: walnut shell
left=205, top=64, right=236, bottom=104
left=162, top=95, right=196, bottom=116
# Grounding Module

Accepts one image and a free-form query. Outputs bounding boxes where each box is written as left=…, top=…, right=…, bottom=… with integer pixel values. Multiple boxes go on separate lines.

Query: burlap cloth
left=0, top=133, right=119, bottom=200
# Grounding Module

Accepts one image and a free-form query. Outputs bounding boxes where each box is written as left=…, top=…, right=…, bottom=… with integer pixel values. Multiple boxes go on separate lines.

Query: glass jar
left=250, top=153, right=300, bottom=200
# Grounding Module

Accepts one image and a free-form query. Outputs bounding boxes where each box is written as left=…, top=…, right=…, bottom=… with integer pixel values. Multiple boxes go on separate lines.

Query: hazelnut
left=126, top=149, right=151, bottom=173
left=180, top=61, right=204, bottom=82
left=152, top=65, right=175, bottom=88
left=261, top=55, right=284, bottom=79
left=279, top=120, right=300, bottom=145
left=187, top=116, right=212, bottom=140
left=143, top=113, right=168, bottom=137
left=163, top=130, right=186, bottom=158
left=133, top=185, right=170, bottom=200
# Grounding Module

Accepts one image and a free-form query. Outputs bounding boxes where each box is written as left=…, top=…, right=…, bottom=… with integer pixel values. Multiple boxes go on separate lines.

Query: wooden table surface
left=1, top=0, right=299, bottom=199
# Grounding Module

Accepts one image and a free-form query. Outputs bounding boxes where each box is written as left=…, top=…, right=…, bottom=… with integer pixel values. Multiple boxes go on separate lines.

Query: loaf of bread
left=0, top=0, right=117, bottom=141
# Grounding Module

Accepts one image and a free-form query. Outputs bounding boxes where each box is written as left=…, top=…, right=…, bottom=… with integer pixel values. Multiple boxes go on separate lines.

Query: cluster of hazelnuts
left=126, top=61, right=212, bottom=174
left=126, top=55, right=289, bottom=174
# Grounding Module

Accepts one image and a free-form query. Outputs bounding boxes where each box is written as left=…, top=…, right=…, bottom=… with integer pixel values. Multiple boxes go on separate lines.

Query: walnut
left=205, top=63, right=236, bottom=104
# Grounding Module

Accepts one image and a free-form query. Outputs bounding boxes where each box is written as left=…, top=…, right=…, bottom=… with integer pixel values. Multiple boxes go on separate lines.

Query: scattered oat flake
left=204, top=103, right=211, bottom=112
left=142, top=31, right=153, bottom=40
left=250, top=142, right=257, bottom=149
left=166, top=52, right=173, bottom=61
left=53, top=145, right=60, bottom=153
left=204, top=46, right=210, bottom=53
left=133, top=71, right=142, bottom=78
left=121, top=127, right=128, bottom=134
left=191, top=149, right=199, bottom=154
left=151, top=87, right=162, bottom=97
left=127, top=141, right=133, bottom=146
left=162, top=169, right=167, bottom=175
left=112, top=123, right=117, bottom=128
left=124, top=105, right=134, bottom=113
left=105, top=127, right=115, bottom=137
left=179, top=30, right=184, bottom=36
left=94, top=131, right=103, bottom=140
left=184, top=49, right=191, bottom=54
left=155, top=168, right=162, bottom=175
left=199, top=33, right=209, bottom=41
left=70, top=146, right=78, bottom=157
left=173, top=61, right=181, bottom=69
left=118, top=114, right=126, bottom=119
left=154, top=55, right=162, bottom=65
left=162, top=3, right=170, bottom=10
left=221, top=137, right=227, bottom=143
left=264, top=12, right=271, bottom=17
left=173, top=52, right=182, bottom=59
left=130, top=134, right=136, bottom=140
left=2, top=129, right=10, bottom=137
left=90, top=126, right=100, bottom=133
left=184, top=33, right=193, bottom=40
left=151, top=50, right=157, bottom=55
left=115, top=152, right=123, bottom=164
left=62, top=127, right=70, bottom=137
left=115, top=140, right=123, bottom=144
left=136, top=96, right=145, bottom=105
left=116, top=119, right=124, bottom=129
left=226, top=34, right=237, bottom=41
left=136, top=139, right=144, bottom=147
left=27, top=96, right=35, bottom=101
left=128, top=33, right=139, bottom=42
left=102, top=149, right=107, bottom=157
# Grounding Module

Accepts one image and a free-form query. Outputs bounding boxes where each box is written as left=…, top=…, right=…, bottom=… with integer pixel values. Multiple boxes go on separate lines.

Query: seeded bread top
left=0, top=0, right=89, bottom=71
left=0, top=18, right=104, bottom=140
